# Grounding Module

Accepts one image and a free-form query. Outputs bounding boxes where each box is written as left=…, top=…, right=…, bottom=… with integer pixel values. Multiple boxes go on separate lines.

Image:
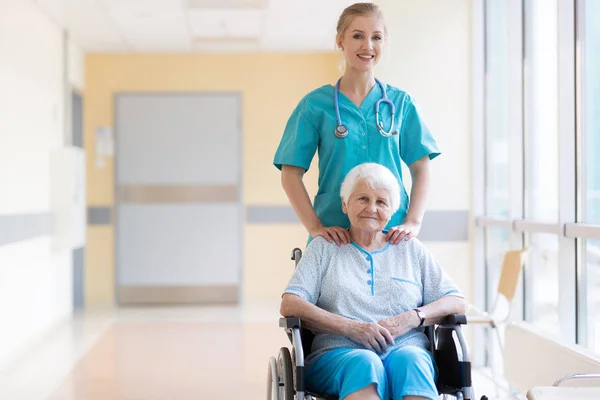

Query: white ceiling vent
left=187, top=0, right=268, bottom=9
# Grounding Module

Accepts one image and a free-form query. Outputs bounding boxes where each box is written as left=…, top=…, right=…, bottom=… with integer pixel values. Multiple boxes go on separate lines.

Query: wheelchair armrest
left=432, top=314, right=472, bottom=395
left=440, top=314, right=467, bottom=326
left=279, top=317, right=302, bottom=329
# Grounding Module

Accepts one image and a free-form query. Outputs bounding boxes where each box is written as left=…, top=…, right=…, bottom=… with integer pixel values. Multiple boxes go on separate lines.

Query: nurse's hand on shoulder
left=311, top=225, right=350, bottom=246
left=386, top=220, right=422, bottom=244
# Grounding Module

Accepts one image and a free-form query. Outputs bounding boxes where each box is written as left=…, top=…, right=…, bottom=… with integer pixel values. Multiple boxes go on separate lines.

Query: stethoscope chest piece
left=334, top=124, right=348, bottom=138
left=334, top=77, right=397, bottom=138
left=376, top=112, right=398, bottom=136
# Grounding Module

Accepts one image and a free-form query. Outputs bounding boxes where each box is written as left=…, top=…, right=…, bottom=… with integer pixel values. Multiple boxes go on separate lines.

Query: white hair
left=340, top=163, right=400, bottom=213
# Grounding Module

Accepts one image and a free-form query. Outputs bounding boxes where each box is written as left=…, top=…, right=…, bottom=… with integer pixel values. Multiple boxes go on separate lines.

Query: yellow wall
left=85, top=53, right=340, bottom=306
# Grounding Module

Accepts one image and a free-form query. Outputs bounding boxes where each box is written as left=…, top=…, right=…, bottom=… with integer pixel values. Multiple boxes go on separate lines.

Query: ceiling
left=33, top=0, right=361, bottom=53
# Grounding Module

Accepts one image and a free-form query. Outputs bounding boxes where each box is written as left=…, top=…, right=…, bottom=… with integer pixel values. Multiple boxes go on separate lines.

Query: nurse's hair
left=335, top=2, right=388, bottom=44
left=340, top=163, right=400, bottom=214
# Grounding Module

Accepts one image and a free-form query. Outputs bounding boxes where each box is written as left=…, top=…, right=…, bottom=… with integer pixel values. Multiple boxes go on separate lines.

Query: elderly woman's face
left=342, top=179, right=393, bottom=232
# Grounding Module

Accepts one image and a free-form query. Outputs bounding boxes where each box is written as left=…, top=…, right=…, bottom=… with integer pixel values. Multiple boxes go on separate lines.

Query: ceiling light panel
left=187, top=0, right=268, bottom=9
left=260, top=0, right=346, bottom=51
left=105, top=9, right=189, bottom=38
left=98, top=0, right=189, bottom=51
left=191, top=36, right=261, bottom=53
left=99, top=0, right=180, bottom=11
left=188, top=9, right=264, bottom=38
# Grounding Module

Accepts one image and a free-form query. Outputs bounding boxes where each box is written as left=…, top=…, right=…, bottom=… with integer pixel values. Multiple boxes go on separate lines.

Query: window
left=581, top=0, right=600, bottom=225
left=580, top=0, right=600, bottom=353
left=527, top=234, right=561, bottom=338
left=485, top=0, right=510, bottom=217
left=582, top=239, right=600, bottom=354
left=524, top=0, right=559, bottom=222
left=485, top=227, right=511, bottom=372
left=478, top=0, right=600, bottom=358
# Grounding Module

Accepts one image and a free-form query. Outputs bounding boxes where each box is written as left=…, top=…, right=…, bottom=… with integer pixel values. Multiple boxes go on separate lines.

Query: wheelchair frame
left=267, top=247, right=486, bottom=400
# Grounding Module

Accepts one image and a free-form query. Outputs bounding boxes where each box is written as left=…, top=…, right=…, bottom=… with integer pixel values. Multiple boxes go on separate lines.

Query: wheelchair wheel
left=291, top=348, right=297, bottom=391
left=266, top=356, right=278, bottom=400
left=277, top=347, right=295, bottom=400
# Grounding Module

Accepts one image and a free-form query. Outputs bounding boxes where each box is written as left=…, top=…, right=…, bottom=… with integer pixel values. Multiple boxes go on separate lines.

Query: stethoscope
left=334, top=77, right=398, bottom=139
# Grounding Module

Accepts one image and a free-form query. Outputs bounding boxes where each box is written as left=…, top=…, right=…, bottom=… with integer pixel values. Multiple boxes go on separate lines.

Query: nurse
left=273, top=2, right=440, bottom=245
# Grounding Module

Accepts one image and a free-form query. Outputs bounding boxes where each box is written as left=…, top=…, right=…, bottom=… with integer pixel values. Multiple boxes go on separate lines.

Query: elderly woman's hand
left=310, top=225, right=350, bottom=246
left=378, top=311, right=419, bottom=339
left=345, top=321, right=395, bottom=354
left=385, top=220, right=422, bottom=244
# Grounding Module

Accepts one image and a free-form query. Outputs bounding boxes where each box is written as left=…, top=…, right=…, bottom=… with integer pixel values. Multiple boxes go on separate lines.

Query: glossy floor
left=0, top=302, right=513, bottom=399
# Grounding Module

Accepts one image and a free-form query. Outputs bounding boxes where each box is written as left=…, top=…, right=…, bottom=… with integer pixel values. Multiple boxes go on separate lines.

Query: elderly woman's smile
left=344, top=181, right=393, bottom=232
left=339, top=165, right=399, bottom=250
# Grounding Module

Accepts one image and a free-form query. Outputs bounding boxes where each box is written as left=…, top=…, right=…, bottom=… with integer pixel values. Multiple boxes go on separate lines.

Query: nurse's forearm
left=280, top=294, right=354, bottom=337
left=405, top=156, right=431, bottom=225
left=281, top=165, right=323, bottom=234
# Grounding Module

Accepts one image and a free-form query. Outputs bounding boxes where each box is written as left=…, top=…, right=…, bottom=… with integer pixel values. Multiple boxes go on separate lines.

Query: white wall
left=0, top=0, right=85, bottom=369
left=375, top=0, right=473, bottom=297
left=68, top=40, right=85, bottom=92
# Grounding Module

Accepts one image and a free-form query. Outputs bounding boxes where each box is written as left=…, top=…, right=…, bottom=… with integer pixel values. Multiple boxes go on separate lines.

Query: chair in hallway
left=466, top=248, right=529, bottom=396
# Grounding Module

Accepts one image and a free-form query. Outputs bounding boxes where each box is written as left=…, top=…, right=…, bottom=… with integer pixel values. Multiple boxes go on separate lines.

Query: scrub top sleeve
left=417, top=241, right=464, bottom=305
left=399, top=98, right=441, bottom=166
left=283, top=239, right=325, bottom=304
left=273, top=105, right=319, bottom=172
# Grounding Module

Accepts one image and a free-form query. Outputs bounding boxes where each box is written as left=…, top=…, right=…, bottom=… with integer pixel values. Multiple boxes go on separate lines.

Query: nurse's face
left=337, top=14, right=385, bottom=72
left=342, top=180, right=393, bottom=232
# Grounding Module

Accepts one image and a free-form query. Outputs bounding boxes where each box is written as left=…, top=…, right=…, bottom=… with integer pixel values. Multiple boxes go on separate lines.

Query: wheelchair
left=267, top=248, right=488, bottom=400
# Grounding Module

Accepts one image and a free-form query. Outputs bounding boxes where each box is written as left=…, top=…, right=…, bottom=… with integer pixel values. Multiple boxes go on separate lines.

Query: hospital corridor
left=1, top=0, right=600, bottom=399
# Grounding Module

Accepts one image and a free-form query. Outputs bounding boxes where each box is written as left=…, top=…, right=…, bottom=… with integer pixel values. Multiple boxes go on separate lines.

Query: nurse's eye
left=353, top=34, right=363, bottom=40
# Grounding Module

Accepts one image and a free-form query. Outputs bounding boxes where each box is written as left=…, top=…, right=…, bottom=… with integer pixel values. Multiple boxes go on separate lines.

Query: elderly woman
left=280, top=163, right=467, bottom=400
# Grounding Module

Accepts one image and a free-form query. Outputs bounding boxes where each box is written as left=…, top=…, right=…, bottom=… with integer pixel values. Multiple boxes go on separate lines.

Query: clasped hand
left=346, top=314, right=416, bottom=354
left=346, top=321, right=394, bottom=354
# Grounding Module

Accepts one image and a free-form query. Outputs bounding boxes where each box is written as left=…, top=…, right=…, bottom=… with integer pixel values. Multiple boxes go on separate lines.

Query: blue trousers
left=305, top=346, right=438, bottom=400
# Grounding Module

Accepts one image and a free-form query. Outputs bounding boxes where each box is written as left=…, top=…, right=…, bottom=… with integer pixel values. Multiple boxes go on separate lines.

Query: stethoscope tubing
left=334, top=77, right=397, bottom=138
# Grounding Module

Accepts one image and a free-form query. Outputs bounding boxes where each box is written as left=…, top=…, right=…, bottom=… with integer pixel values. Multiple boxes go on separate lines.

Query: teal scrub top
left=273, top=81, right=440, bottom=231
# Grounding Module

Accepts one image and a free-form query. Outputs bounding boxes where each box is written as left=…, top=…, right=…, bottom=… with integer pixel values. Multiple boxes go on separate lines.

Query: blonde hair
left=335, top=2, right=388, bottom=45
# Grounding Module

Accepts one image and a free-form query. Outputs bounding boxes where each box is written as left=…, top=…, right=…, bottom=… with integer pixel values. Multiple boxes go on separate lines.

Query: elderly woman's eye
left=377, top=200, right=387, bottom=205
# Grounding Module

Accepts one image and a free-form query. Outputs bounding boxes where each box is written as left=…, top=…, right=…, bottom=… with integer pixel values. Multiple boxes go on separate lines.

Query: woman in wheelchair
left=280, top=163, right=467, bottom=400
